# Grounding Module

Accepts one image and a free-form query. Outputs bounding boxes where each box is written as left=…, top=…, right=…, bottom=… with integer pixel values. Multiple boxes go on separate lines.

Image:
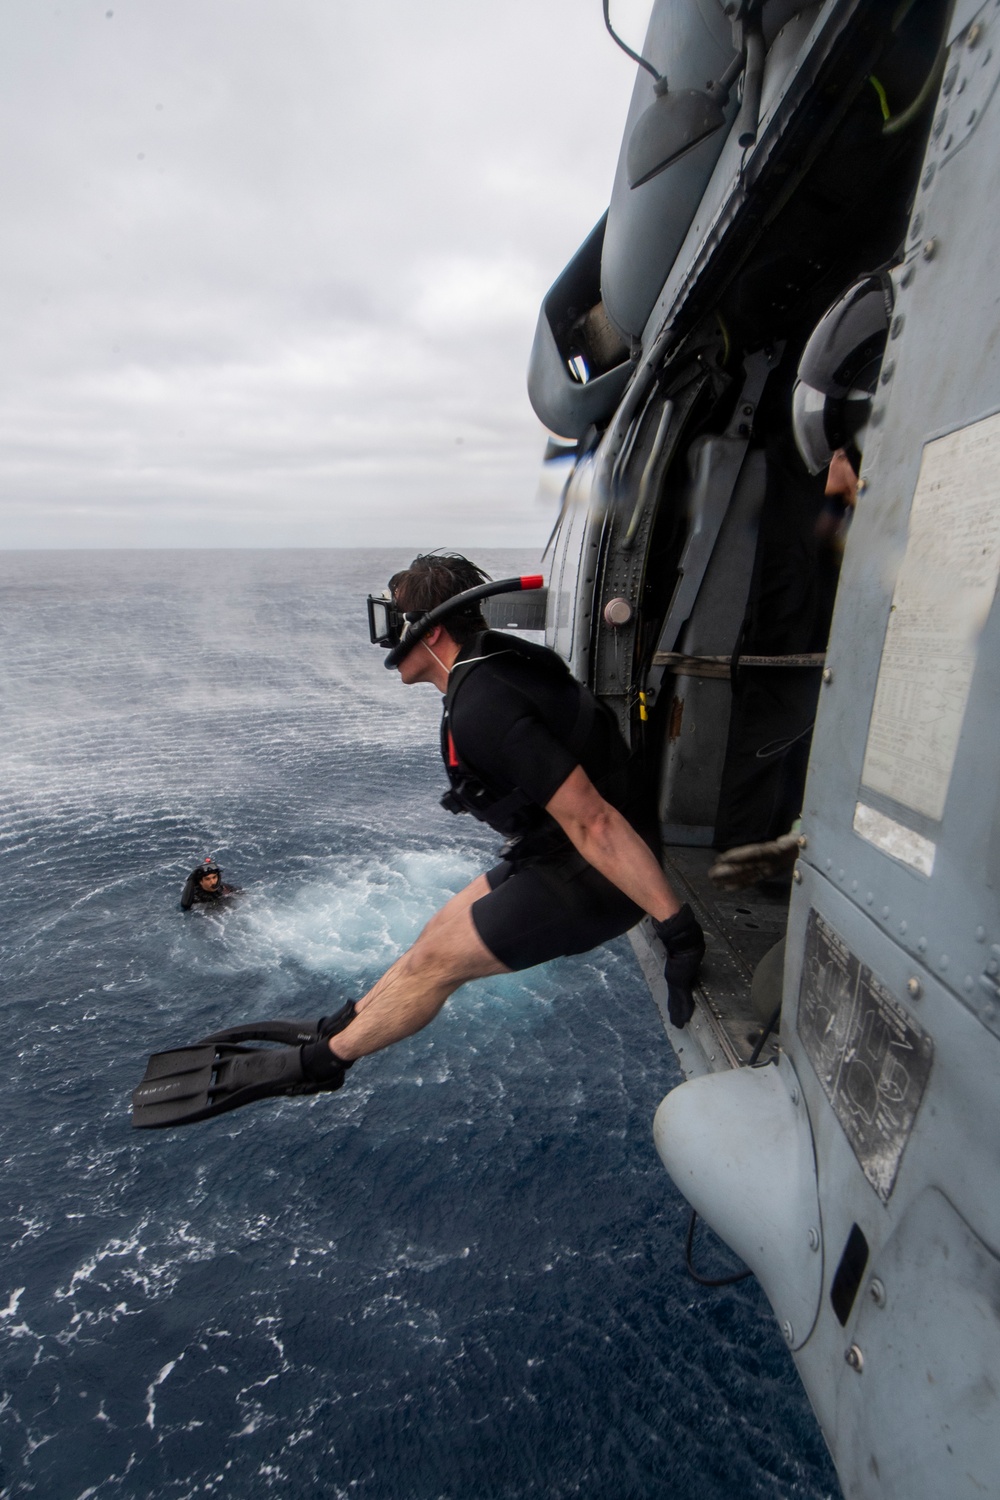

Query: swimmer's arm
left=545, top=766, right=679, bottom=922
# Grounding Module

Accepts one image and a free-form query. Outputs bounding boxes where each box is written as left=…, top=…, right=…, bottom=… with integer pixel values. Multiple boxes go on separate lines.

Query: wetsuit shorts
left=470, top=853, right=644, bottom=972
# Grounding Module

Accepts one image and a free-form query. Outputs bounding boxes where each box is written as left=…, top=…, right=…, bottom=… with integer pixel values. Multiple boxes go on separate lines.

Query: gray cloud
left=0, top=0, right=650, bottom=549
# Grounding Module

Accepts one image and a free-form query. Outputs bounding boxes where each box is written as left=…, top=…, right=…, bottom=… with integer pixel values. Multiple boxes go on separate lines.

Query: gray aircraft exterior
left=520, top=1, right=1000, bottom=1495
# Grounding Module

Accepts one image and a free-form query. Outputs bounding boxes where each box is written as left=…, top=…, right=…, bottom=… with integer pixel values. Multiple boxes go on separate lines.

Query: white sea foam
left=145, top=1355, right=182, bottom=1429
left=237, top=849, right=482, bottom=977
left=0, top=1288, right=25, bottom=1321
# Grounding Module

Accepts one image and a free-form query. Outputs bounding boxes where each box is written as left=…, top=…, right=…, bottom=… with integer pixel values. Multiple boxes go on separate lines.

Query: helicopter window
left=567, top=353, right=589, bottom=385
left=830, top=1222, right=870, bottom=1327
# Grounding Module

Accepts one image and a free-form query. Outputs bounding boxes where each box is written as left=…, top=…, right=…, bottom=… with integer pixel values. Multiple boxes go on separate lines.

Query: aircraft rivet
left=742, top=403, right=754, bottom=416
left=890, top=315, right=905, bottom=339
left=869, top=1279, right=886, bottom=1308
left=856, top=477, right=868, bottom=494
left=793, top=867, right=802, bottom=884
left=808, top=1227, right=820, bottom=1252
left=907, top=978, right=922, bottom=999
left=922, top=238, right=938, bottom=261
left=968, top=21, right=982, bottom=47
left=975, top=926, right=986, bottom=942
left=899, top=263, right=915, bottom=287
left=782, top=1321, right=794, bottom=1344
left=846, top=1344, right=864, bottom=1372
left=789, top=1086, right=800, bottom=1106
left=822, top=667, right=833, bottom=684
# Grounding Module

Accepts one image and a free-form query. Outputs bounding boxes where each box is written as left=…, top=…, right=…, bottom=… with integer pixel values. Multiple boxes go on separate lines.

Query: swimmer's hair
left=388, top=553, right=491, bottom=645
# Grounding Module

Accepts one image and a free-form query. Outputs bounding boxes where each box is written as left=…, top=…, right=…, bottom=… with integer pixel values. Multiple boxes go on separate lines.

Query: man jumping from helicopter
left=133, top=554, right=704, bottom=1127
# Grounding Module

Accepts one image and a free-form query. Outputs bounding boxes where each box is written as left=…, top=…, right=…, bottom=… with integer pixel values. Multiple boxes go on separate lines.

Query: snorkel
left=368, top=575, right=545, bottom=669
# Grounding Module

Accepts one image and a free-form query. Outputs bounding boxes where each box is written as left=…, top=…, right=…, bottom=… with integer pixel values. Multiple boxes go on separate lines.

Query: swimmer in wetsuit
left=180, top=860, right=239, bottom=911
left=133, top=557, right=704, bottom=1127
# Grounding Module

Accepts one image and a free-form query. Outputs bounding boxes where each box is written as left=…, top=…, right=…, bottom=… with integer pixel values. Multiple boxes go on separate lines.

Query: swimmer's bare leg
left=333, top=873, right=508, bottom=1061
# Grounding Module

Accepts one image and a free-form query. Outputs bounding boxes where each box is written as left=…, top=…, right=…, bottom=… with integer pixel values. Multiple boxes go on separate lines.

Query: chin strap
left=421, top=640, right=452, bottom=678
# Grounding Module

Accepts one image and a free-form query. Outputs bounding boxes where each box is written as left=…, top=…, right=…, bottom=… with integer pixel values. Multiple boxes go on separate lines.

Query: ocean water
left=0, top=549, right=840, bottom=1500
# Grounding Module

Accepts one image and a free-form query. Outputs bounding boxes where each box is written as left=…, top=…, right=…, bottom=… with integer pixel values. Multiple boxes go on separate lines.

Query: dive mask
left=366, top=575, right=545, bottom=668
left=366, top=593, right=407, bottom=649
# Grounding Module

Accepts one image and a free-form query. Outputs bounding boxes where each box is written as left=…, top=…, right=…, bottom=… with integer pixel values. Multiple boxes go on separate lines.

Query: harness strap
left=441, top=631, right=606, bottom=828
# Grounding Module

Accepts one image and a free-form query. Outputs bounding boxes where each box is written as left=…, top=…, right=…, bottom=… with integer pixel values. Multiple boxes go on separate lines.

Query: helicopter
left=517, top=1, right=1000, bottom=1495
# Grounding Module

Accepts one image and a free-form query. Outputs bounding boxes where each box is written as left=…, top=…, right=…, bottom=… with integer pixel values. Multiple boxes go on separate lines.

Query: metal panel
left=783, top=867, right=1000, bottom=1492
left=656, top=448, right=766, bottom=834
left=796, top=909, right=933, bottom=1203
left=796, top=11, right=1000, bottom=1038
left=544, top=454, right=603, bottom=676
left=836, top=1187, right=1000, bottom=1500
left=482, top=590, right=548, bottom=631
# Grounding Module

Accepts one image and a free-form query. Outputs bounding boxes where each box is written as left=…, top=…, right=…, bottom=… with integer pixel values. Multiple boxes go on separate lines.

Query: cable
left=602, top=0, right=662, bottom=84
left=683, top=1004, right=781, bottom=1288
left=685, top=1211, right=753, bottom=1288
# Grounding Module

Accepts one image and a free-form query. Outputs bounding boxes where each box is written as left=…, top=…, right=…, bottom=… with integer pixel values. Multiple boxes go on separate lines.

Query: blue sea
left=0, top=549, right=839, bottom=1500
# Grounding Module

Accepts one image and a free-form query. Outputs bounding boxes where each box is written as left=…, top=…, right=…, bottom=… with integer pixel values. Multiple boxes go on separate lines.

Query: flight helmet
left=792, top=272, right=894, bottom=475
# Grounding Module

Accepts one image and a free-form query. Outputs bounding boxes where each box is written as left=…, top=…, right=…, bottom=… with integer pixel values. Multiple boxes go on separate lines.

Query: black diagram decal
left=797, top=910, right=933, bottom=1202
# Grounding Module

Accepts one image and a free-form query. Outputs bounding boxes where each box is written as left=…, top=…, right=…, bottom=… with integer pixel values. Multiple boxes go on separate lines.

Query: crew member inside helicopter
left=134, top=555, right=706, bottom=1127
left=710, top=271, right=893, bottom=891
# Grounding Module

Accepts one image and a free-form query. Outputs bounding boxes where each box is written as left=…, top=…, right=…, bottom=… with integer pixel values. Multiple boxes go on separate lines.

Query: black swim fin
left=131, top=1003, right=357, bottom=1130
left=198, top=1000, right=358, bottom=1048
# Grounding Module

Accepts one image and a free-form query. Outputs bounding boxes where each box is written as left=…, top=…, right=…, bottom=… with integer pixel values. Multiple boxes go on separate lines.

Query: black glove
left=650, top=904, right=705, bottom=1029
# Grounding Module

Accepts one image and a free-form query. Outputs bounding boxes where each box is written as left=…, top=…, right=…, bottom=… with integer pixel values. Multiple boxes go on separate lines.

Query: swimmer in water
left=180, top=859, right=240, bottom=911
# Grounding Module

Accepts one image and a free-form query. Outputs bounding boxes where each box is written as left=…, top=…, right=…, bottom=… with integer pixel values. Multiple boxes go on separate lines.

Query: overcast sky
left=0, top=0, right=651, bottom=550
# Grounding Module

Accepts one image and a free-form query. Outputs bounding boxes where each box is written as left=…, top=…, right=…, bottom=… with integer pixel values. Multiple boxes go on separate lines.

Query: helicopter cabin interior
left=530, top=0, right=952, bottom=1071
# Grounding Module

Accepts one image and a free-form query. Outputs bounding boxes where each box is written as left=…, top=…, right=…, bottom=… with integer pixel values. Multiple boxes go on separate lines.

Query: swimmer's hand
left=650, top=904, right=705, bottom=1029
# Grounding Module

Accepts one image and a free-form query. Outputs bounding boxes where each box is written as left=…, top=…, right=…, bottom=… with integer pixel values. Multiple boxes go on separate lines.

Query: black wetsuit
left=442, top=632, right=651, bottom=970
left=180, top=874, right=237, bottom=911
